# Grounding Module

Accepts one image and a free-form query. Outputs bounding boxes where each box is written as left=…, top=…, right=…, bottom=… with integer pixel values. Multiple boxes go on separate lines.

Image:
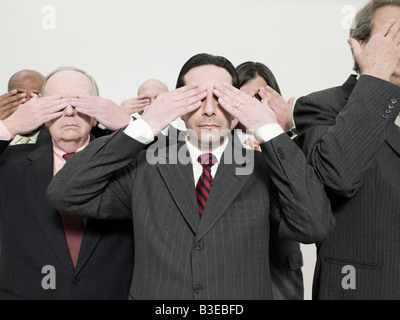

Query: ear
left=92, top=119, right=98, bottom=128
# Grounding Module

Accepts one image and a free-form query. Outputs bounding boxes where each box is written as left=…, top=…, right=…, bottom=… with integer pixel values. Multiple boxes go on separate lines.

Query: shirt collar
left=52, top=137, right=91, bottom=160
left=185, top=135, right=228, bottom=165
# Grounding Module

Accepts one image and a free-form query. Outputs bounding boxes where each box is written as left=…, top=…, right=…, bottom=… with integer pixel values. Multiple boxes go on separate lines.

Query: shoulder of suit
left=295, top=75, right=356, bottom=112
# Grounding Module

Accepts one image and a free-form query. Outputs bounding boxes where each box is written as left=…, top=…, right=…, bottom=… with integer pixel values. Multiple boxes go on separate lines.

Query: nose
left=202, top=89, right=217, bottom=117
left=63, top=99, right=77, bottom=117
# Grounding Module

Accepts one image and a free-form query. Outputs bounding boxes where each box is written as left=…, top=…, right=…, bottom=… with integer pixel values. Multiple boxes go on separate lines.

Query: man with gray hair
left=0, top=67, right=134, bottom=299
left=294, top=0, right=400, bottom=299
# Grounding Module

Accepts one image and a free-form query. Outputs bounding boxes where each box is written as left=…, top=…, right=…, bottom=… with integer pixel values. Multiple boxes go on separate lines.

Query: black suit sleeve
left=261, top=133, right=336, bottom=244
left=294, top=75, right=400, bottom=197
left=46, top=128, right=147, bottom=220
left=0, top=140, right=11, bottom=156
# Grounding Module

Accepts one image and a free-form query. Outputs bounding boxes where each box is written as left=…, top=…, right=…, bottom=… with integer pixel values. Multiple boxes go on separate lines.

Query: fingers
left=384, top=19, right=399, bottom=38
left=377, top=18, right=397, bottom=37
left=214, top=83, right=247, bottom=106
left=177, top=100, right=202, bottom=117
left=126, top=98, right=150, bottom=108
left=393, top=21, right=400, bottom=46
left=177, top=89, right=207, bottom=109
left=216, top=95, right=242, bottom=119
left=240, top=86, right=255, bottom=97
left=40, top=98, right=68, bottom=114
left=0, top=91, right=27, bottom=107
left=288, top=97, right=296, bottom=109
left=0, top=106, right=19, bottom=120
left=173, top=84, right=206, bottom=103
left=171, top=82, right=198, bottom=96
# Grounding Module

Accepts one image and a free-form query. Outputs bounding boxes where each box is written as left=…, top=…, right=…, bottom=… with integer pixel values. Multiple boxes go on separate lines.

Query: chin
left=199, top=134, right=226, bottom=150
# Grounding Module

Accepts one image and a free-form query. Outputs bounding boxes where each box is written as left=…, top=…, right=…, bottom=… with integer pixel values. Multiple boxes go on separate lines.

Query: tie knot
left=198, top=153, right=217, bottom=166
left=63, top=153, right=75, bottom=161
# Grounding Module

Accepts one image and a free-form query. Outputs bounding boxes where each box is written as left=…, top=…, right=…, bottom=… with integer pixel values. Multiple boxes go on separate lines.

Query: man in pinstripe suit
left=46, top=53, right=335, bottom=300
left=294, top=0, right=400, bottom=299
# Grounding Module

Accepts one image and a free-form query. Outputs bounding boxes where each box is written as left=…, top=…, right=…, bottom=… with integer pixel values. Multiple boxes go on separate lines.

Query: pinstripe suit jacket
left=46, top=128, right=335, bottom=300
left=294, top=75, right=400, bottom=300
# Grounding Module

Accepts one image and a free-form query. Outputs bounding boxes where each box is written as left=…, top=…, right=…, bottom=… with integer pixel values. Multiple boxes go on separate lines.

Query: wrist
left=0, top=119, right=16, bottom=140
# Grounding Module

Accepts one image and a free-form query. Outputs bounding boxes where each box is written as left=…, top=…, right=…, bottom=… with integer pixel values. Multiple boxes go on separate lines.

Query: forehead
left=138, top=81, right=168, bottom=95
left=11, top=73, right=42, bottom=90
left=44, top=70, right=93, bottom=97
left=184, top=65, right=232, bottom=87
left=242, top=75, right=268, bottom=89
left=372, top=5, right=400, bottom=31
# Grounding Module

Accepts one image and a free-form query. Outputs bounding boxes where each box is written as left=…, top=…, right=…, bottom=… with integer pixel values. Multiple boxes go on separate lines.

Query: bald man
left=120, top=78, right=169, bottom=117
left=1, top=69, right=44, bottom=123
left=1, top=70, right=45, bottom=145
left=8, top=69, right=44, bottom=100
left=0, top=66, right=134, bottom=299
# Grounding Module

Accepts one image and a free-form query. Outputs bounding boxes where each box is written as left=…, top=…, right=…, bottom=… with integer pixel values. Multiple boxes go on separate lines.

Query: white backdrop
left=0, top=0, right=370, bottom=299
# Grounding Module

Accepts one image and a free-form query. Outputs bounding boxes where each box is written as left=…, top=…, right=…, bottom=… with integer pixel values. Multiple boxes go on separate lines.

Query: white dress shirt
left=124, top=118, right=284, bottom=185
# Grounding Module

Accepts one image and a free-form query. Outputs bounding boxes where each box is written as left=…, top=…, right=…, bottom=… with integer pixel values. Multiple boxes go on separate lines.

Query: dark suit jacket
left=0, top=126, right=44, bottom=155
left=294, top=75, right=400, bottom=300
left=46, top=127, right=334, bottom=300
left=231, top=130, right=304, bottom=300
left=74, top=123, right=304, bottom=299
left=0, top=128, right=134, bottom=300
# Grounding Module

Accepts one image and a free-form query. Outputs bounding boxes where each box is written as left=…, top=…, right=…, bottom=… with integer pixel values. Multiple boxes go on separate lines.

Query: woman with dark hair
left=235, top=61, right=304, bottom=300
left=236, top=61, right=296, bottom=135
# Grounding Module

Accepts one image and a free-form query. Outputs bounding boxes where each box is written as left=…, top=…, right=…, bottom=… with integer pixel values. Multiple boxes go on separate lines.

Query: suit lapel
left=157, top=142, right=200, bottom=234
left=23, top=140, right=74, bottom=272
left=24, top=134, right=102, bottom=273
left=343, top=74, right=358, bottom=99
left=158, top=138, right=254, bottom=239
left=74, top=219, right=103, bottom=272
left=73, top=134, right=103, bottom=272
left=196, top=136, right=253, bottom=241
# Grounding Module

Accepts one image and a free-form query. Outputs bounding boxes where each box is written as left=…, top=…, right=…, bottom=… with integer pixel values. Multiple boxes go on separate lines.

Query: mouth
left=199, top=124, right=219, bottom=130
left=62, top=124, right=79, bottom=129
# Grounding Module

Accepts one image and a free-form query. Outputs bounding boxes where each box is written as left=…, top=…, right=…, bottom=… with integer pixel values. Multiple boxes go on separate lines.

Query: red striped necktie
left=196, top=153, right=217, bottom=216
left=60, top=153, right=84, bottom=269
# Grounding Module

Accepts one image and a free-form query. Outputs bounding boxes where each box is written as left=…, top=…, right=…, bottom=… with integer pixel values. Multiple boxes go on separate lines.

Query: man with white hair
left=0, top=67, right=134, bottom=299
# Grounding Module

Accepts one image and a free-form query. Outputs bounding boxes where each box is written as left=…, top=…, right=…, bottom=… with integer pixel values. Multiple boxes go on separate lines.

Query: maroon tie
left=196, top=153, right=217, bottom=216
left=60, top=153, right=84, bottom=269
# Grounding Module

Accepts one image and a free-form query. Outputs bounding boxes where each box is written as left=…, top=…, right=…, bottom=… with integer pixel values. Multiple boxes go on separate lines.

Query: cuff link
left=287, top=127, right=297, bottom=139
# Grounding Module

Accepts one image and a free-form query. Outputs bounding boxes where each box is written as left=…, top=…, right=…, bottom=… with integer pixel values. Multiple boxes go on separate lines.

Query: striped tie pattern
left=196, top=153, right=217, bottom=216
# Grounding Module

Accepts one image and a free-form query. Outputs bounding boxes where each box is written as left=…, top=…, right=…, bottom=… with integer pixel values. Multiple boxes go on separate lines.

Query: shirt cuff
left=255, top=124, right=284, bottom=144
left=123, top=118, right=155, bottom=145
left=0, top=120, right=13, bottom=141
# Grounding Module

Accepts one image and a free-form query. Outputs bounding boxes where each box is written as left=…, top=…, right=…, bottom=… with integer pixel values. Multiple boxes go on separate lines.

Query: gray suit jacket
left=294, top=75, right=400, bottom=300
left=46, top=129, right=335, bottom=300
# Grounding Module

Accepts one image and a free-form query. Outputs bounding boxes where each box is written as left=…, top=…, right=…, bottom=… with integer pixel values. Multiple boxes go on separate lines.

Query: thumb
left=287, top=97, right=296, bottom=109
